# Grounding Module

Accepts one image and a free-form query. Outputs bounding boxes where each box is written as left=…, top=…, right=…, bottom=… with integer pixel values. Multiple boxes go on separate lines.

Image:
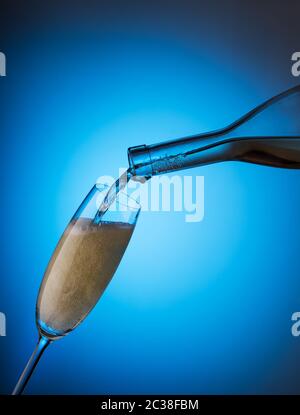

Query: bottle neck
left=127, top=131, right=234, bottom=177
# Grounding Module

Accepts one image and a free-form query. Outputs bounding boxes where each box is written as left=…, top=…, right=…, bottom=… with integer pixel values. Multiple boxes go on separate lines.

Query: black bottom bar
left=0, top=395, right=299, bottom=413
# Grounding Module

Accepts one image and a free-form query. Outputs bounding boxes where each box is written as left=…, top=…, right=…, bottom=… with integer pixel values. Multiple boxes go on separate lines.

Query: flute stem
left=12, top=335, right=50, bottom=395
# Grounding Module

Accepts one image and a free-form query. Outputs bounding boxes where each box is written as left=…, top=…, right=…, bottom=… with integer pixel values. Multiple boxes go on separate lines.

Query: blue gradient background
left=1, top=0, right=300, bottom=394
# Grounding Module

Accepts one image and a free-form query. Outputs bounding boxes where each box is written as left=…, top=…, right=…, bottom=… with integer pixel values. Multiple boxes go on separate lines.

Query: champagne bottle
left=128, top=85, right=300, bottom=178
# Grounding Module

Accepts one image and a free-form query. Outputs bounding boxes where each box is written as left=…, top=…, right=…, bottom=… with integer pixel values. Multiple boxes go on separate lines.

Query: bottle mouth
left=127, top=144, right=153, bottom=178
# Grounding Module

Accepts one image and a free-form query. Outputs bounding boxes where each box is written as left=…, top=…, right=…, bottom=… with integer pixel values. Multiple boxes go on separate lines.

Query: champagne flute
left=12, top=183, right=140, bottom=395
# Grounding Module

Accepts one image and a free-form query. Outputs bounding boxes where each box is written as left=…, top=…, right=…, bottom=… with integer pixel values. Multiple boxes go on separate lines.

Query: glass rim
left=95, top=182, right=140, bottom=212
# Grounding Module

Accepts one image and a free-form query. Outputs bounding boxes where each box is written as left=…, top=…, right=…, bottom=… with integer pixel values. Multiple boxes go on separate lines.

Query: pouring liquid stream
left=95, top=168, right=143, bottom=221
